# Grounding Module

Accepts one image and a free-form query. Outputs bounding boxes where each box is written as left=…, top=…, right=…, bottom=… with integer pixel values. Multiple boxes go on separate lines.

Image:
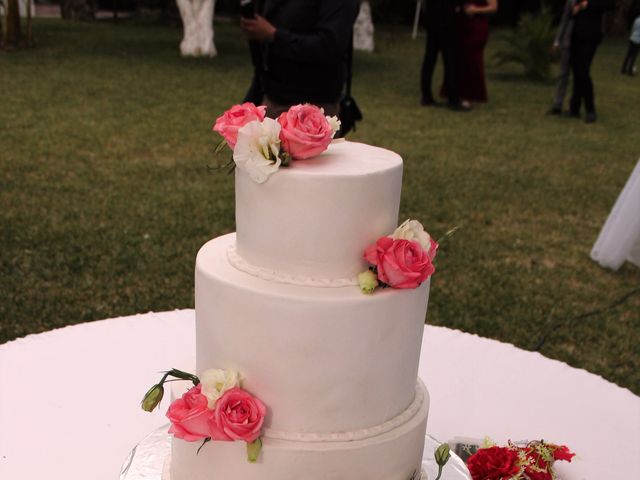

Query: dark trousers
left=421, top=27, right=459, bottom=105
left=621, top=41, right=639, bottom=75
left=569, top=35, right=601, bottom=115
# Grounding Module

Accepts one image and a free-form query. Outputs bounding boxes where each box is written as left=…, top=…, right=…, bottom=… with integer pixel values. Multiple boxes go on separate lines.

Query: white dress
left=591, top=159, right=640, bottom=270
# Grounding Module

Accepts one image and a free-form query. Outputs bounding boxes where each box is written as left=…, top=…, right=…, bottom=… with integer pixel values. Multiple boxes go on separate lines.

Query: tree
left=607, top=0, right=640, bottom=34
left=3, top=0, right=20, bottom=47
left=0, top=1, right=3, bottom=44
left=354, top=1, right=374, bottom=52
left=59, top=0, right=97, bottom=20
left=176, top=0, right=216, bottom=57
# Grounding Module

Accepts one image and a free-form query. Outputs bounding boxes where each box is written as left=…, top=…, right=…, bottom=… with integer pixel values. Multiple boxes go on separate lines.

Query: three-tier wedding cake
left=144, top=105, right=436, bottom=480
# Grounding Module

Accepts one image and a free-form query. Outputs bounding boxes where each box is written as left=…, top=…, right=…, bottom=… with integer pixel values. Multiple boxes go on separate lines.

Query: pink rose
left=213, top=103, right=266, bottom=148
left=278, top=104, right=334, bottom=160
left=166, top=384, right=212, bottom=442
left=364, top=237, right=437, bottom=289
left=209, top=387, right=266, bottom=443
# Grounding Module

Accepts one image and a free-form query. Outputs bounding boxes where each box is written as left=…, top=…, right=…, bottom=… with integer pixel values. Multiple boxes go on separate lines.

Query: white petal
left=233, top=118, right=282, bottom=184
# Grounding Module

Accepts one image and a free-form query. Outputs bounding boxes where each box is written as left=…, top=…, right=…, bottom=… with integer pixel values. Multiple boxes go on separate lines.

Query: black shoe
left=421, top=98, right=437, bottom=107
left=448, top=103, right=471, bottom=112
left=564, top=110, right=580, bottom=119
left=585, top=112, right=597, bottom=123
left=547, top=106, right=562, bottom=115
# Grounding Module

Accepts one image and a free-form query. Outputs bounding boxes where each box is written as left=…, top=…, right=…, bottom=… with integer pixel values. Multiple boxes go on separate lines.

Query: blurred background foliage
left=494, top=7, right=556, bottom=80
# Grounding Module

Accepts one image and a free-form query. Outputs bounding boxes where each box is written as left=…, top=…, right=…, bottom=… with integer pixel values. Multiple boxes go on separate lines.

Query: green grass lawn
left=1, top=19, right=639, bottom=394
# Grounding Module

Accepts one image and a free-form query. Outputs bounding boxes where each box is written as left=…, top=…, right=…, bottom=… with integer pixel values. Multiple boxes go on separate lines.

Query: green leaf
left=436, top=225, right=461, bottom=245
left=226, top=159, right=236, bottom=175
left=215, top=138, right=228, bottom=154
left=280, top=151, right=291, bottom=167
left=246, top=437, right=262, bottom=463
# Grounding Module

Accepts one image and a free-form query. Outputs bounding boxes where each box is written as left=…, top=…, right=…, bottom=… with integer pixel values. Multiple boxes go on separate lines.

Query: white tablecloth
left=1, top=310, right=638, bottom=480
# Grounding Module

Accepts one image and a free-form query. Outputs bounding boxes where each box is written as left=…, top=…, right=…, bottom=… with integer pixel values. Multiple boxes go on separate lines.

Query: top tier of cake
left=234, top=141, right=403, bottom=284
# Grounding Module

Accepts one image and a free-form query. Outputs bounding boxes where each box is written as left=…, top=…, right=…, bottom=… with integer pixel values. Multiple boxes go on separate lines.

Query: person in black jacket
left=568, top=0, right=611, bottom=123
left=420, top=0, right=468, bottom=111
left=241, top=0, right=359, bottom=118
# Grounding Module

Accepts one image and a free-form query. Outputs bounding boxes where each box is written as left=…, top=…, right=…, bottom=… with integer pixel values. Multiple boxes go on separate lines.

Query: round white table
left=1, top=310, right=638, bottom=479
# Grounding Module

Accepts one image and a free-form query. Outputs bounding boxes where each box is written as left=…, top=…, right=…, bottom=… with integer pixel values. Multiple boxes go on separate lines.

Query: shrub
left=494, top=8, right=556, bottom=80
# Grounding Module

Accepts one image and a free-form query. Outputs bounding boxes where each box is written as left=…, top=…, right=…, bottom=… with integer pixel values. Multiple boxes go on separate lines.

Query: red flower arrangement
left=467, top=446, right=521, bottom=480
left=466, top=441, right=575, bottom=480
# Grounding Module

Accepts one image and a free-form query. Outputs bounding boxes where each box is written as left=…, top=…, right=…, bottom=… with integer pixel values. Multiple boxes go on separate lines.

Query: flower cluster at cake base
left=466, top=440, right=575, bottom=480
left=359, top=219, right=439, bottom=294
left=213, top=102, right=341, bottom=184
left=141, top=368, right=266, bottom=463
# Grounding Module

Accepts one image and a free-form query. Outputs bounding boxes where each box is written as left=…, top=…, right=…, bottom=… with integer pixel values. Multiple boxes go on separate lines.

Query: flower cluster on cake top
left=359, top=219, right=439, bottom=294
left=141, top=368, right=266, bottom=462
left=213, top=103, right=341, bottom=184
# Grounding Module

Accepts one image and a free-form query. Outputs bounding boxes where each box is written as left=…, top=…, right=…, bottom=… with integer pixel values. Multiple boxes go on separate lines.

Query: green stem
left=166, top=368, right=200, bottom=385
left=434, top=465, right=444, bottom=480
left=436, top=225, right=461, bottom=245
left=197, top=437, right=211, bottom=455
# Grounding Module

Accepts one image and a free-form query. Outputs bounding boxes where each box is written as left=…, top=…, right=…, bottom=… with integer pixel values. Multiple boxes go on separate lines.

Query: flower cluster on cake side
left=466, top=440, right=575, bottom=480
left=359, top=219, right=439, bottom=294
left=141, top=368, right=266, bottom=462
left=213, top=102, right=340, bottom=184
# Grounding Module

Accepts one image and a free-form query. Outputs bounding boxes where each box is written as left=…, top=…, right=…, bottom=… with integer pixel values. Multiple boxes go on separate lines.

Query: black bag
left=337, top=95, right=362, bottom=137
left=336, top=35, right=362, bottom=138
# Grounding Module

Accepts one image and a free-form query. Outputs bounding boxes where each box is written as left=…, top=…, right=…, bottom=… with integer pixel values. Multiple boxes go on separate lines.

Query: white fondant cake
left=170, top=141, right=432, bottom=480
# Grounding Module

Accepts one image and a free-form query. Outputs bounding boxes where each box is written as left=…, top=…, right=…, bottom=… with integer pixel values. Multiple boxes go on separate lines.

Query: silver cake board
left=119, top=425, right=471, bottom=480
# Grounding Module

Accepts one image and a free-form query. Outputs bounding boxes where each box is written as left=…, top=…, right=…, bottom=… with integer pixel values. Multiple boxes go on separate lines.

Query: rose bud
left=246, top=437, right=263, bottom=463
left=435, top=443, right=451, bottom=466
left=358, top=269, right=379, bottom=294
left=141, top=383, right=164, bottom=412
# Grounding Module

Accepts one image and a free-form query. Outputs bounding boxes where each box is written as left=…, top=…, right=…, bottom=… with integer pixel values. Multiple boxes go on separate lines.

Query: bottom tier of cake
left=166, top=381, right=429, bottom=480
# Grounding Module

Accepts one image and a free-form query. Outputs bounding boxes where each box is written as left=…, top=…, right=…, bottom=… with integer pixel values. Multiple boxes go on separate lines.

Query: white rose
left=200, top=368, right=242, bottom=408
left=326, top=115, right=341, bottom=138
left=233, top=118, right=282, bottom=184
left=391, top=219, right=432, bottom=252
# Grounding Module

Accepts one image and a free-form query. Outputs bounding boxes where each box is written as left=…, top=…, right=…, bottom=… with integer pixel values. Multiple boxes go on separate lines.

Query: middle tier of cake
left=195, top=233, right=430, bottom=435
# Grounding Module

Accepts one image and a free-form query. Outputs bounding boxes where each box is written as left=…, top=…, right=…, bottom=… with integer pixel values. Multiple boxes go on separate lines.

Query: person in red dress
left=442, top=0, right=498, bottom=107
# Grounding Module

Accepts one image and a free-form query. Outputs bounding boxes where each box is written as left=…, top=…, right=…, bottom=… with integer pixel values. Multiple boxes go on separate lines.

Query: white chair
left=591, top=159, right=640, bottom=270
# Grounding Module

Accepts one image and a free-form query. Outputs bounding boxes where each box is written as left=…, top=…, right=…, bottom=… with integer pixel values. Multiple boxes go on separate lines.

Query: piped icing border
left=227, top=244, right=359, bottom=287
left=163, top=454, right=426, bottom=480
left=263, top=381, right=426, bottom=443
